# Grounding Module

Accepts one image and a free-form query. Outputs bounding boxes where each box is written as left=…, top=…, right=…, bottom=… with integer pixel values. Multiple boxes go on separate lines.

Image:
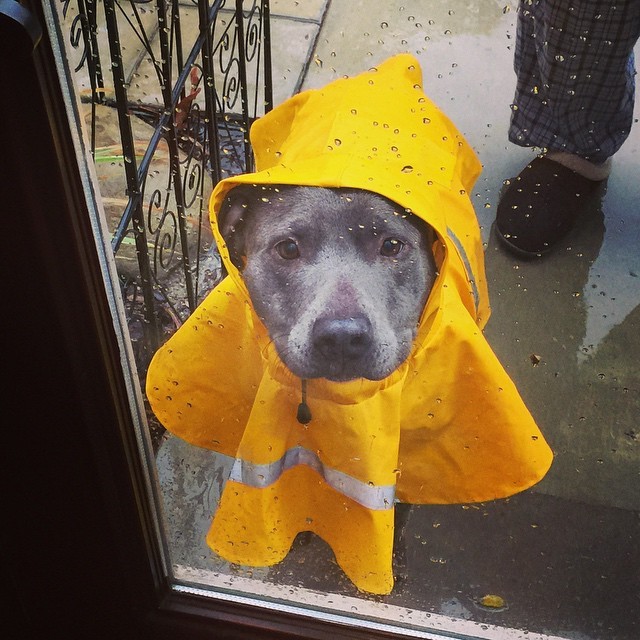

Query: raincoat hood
left=147, top=54, right=553, bottom=595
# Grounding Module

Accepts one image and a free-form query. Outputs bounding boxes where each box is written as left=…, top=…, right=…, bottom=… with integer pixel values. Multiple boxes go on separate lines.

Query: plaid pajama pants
left=510, top=0, right=640, bottom=163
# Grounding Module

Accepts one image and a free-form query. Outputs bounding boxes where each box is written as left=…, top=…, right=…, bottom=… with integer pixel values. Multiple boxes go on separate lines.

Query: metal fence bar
left=155, top=0, right=195, bottom=312
left=102, top=0, right=161, bottom=349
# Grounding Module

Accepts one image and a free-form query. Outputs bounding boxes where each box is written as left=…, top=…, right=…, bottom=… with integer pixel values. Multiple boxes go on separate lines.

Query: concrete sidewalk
left=158, top=1, right=640, bottom=638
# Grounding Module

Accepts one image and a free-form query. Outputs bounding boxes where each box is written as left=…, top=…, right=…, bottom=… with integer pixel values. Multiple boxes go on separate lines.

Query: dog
left=147, top=55, right=553, bottom=595
left=218, top=184, right=437, bottom=383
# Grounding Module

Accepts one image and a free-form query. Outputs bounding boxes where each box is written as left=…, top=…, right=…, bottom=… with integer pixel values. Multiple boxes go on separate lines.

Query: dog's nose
left=312, top=316, right=373, bottom=360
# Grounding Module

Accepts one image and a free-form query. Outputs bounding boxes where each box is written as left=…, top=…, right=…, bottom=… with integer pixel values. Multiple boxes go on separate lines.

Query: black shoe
left=495, top=157, right=604, bottom=257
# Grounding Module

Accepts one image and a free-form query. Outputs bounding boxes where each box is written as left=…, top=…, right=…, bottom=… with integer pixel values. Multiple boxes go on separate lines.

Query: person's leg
left=496, top=0, right=640, bottom=256
left=511, top=0, right=638, bottom=165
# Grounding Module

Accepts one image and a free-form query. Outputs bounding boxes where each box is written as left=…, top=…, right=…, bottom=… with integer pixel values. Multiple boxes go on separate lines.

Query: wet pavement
left=153, top=1, right=639, bottom=638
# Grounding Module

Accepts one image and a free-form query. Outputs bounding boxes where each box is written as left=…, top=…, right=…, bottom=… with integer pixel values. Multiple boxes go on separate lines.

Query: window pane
left=47, top=1, right=639, bottom=638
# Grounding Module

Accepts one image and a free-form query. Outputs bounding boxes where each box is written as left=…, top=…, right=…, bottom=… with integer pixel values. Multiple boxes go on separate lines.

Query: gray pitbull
left=219, top=185, right=437, bottom=382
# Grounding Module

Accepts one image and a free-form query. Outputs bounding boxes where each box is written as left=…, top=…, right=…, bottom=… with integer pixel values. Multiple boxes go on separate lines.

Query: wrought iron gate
left=56, top=0, right=272, bottom=368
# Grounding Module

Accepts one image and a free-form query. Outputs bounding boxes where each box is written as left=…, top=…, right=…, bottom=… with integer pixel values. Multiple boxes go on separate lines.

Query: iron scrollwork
left=56, top=0, right=272, bottom=370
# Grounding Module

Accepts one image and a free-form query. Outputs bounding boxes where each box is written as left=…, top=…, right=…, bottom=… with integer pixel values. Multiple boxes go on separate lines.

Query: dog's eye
left=380, top=238, right=405, bottom=257
left=275, top=239, right=300, bottom=260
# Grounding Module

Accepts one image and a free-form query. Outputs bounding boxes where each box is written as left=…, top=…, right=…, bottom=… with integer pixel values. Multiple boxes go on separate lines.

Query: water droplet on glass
left=401, top=165, right=414, bottom=173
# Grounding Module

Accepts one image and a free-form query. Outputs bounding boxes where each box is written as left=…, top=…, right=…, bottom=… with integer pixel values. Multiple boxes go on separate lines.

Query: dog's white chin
left=275, top=331, right=413, bottom=383
left=284, top=355, right=406, bottom=384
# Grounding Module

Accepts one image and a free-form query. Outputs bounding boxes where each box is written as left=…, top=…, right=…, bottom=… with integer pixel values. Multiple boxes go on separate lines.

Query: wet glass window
left=49, top=1, right=639, bottom=638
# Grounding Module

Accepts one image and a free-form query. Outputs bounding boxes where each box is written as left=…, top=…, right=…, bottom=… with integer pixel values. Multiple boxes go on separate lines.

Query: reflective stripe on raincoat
left=146, top=54, right=553, bottom=595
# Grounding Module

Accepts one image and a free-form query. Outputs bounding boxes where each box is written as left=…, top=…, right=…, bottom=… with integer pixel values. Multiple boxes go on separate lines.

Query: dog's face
left=219, top=185, right=437, bottom=382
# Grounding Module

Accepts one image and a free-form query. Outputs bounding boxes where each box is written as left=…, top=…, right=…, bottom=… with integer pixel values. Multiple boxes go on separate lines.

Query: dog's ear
left=218, top=186, right=254, bottom=270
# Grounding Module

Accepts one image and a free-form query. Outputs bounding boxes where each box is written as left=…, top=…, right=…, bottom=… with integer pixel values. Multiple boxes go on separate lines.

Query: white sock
left=545, top=151, right=612, bottom=181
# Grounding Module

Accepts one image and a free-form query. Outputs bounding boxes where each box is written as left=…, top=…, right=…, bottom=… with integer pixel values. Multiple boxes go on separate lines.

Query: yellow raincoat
left=147, top=54, right=553, bottom=595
